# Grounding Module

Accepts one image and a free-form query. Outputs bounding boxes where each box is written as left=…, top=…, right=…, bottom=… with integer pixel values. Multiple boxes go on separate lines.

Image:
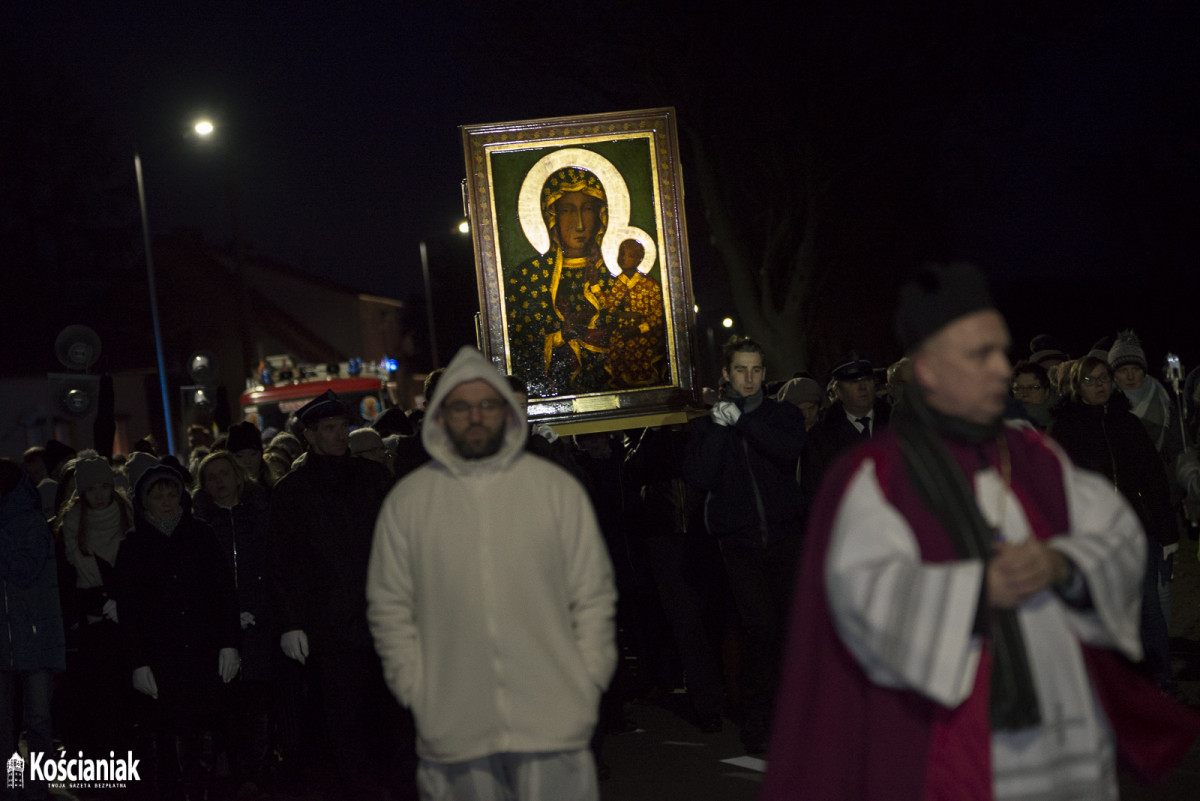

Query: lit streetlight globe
left=194, top=120, right=215, bottom=137
left=458, top=221, right=470, bottom=234
left=722, top=317, right=734, bottom=329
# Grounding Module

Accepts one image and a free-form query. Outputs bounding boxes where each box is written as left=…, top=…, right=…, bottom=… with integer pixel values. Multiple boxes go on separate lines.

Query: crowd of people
left=5, top=265, right=1200, bottom=800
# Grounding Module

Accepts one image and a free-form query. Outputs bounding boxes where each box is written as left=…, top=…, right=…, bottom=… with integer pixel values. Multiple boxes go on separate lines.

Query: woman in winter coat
left=118, top=461, right=241, bottom=800
left=1, top=458, right=65, bottom=801
left=192, top=450, right=274, bottom=790
left=58, top=451, right=134, bottom=753
left=1047, top=355, right=1178, bottom=693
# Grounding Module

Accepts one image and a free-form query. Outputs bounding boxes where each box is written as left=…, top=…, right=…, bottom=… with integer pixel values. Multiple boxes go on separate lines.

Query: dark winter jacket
left=268, top=451, right=392, bottom=653
left=683, top=394, right=806, bottom=543
left=1, top=474, right=66, bottom=673
left=1047, top=392, right=1177, bottom=546
left=192, top=481, right=272, bottom=682
left=801, top=398, right=892, bottom=501
left=624, top=425, right=706, bottom=538
left=117, top=508, right=241, bottom=692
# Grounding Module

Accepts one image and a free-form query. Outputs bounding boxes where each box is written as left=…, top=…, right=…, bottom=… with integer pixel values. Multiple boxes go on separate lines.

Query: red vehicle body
left=240, top=375, right=387, bottom=433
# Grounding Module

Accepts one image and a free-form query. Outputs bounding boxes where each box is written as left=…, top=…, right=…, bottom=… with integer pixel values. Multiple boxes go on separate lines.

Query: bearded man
left=368, top=346, right=617, bottom=801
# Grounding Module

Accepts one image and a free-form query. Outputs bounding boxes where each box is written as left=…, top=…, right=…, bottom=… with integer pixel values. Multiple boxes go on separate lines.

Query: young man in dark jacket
left=683, top=336, right=806, bottom=754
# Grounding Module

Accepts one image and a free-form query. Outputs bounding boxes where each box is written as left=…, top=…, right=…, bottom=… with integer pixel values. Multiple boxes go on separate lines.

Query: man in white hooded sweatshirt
left=367, top=346, right=617, bottom=801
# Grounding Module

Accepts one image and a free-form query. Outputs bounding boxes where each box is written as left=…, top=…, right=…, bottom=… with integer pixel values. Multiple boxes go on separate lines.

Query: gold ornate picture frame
left=461, top=108, right=698, bottom=431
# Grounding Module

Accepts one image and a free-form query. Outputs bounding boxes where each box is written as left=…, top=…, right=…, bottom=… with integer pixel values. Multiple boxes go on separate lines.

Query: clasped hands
left=986, top=538, right=1069, bottom=610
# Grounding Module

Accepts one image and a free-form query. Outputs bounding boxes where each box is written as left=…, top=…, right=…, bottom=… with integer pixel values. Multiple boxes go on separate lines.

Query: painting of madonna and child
left=462, top=109, right=698, bottom=421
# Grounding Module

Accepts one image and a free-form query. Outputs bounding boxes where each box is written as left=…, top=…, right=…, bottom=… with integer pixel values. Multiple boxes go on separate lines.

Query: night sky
left=4, top=2, right=1199, bottom=380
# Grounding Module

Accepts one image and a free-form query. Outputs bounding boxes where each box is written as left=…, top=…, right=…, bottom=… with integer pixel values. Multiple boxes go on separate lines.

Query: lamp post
left=193, top=118, right=256, bottom=380
left=133, top=152, right=178, bottom=456
left=419, top=221, right=471, bottom=371
left=418, top=240, right=440, bottom=370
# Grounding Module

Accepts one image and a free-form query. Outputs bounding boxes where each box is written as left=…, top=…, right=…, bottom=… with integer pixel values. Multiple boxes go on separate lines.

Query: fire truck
left=239, top=355, right=399, bottom=432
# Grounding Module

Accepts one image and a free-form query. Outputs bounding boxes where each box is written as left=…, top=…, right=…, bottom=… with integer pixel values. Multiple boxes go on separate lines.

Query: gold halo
left=517, top=148, right=653, bottom=276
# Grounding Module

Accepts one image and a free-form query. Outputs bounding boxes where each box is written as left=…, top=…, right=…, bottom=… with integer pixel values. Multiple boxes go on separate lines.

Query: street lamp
left=133, top=153, right=177, bottom=456
left=191, top=119, right=256, bottom=384
left=419, top=221, right=471, bottom=370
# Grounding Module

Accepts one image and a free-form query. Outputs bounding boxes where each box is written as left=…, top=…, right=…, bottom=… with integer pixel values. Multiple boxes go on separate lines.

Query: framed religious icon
left=461, top=107, right=699, bottom=431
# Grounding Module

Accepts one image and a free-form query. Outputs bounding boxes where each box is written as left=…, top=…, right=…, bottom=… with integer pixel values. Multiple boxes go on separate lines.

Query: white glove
left=133, top=666, right=158, bottom=699
left=280, top=629, right=309, bottom=664
left=533, top=422, right=559, bottom=443
left=219, top=647, right=241, bottom=683
left=712, top=401, right=741, bottom=427
left=1163, top=542, right=1180, bottom=558
left=102, top=598, right=119, bottom=623
left=239, top=611, right=257, bottom=629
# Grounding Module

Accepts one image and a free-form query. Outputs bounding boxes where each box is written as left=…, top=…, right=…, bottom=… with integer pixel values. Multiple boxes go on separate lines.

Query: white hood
left=421, top=346, right=528, bottom=475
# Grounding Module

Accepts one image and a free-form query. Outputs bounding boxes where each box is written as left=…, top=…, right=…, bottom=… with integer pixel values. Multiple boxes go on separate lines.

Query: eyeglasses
left=1012, top=383, right=1043, bottom=393
left=1081, top=375, right=1112, bottom=385
left=443, top=398, right=508, bottom=417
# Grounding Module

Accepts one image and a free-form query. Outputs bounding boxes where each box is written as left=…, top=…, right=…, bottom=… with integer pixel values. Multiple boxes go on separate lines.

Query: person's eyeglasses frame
left=442, top=398, right=509, bottom=418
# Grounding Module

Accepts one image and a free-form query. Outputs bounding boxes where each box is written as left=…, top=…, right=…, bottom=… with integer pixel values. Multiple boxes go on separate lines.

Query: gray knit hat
left=1107, top=330, right=1147, bottom=372
left=74, top=451, right=113, bottom=492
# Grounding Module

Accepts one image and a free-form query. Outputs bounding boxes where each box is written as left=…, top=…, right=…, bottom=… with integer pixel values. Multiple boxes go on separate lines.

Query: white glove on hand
left=533, top=422, right=560, bottom=443
left=133, top=666, right=158, bottom=699
left=240, top=611, right=257, bottom=629
left=219, top=647, right=241, bottom=683
left=712, top=401, right=742, bottom=427
left=280, top=629, right=309, bottom=664
left=102, top=598, right=119, bottom=623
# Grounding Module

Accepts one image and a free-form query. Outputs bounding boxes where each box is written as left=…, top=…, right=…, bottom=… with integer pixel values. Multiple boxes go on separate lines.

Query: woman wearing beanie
left=118, top=463, right=242, bottom=799
left=1047, top=356, right=1178, bottom=695
left=58, top=450, right=135, bottom=754
left=225, top=421, right=275, bottom=492
left=1107, top=329, right=1184, bottom=657
left=1108, top=330, right=1182, bottom=458
left=192, top=451, right=275, bottom=794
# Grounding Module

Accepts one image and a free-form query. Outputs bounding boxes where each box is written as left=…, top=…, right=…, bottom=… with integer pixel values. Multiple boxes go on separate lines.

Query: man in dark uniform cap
left=800, top=352, right=892, bottom=500
left=268, top=390, right=414, bottom=797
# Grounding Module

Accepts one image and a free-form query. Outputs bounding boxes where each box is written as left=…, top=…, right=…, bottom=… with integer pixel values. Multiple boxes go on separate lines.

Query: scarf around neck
left=893, top=385, right=1041, bottom=731
left=82, top=500, right=125, bottom=562
left=146, top=508, right=183, bottom=536
left=1122, top=379, right=1170, bottom=451
left=723, top=385, right=764, bottom=415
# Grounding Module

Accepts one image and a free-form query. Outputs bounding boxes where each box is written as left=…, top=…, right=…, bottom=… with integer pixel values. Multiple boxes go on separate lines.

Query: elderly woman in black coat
left=1047, top=355, right=1178, bottom=693
left=118, top=461, right=240, bottom=799
left=192, top=450, right=274, bottom=790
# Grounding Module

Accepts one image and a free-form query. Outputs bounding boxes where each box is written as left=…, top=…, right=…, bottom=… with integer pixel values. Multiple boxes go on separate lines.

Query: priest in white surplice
left=762, top=263, right=1200, bottom=801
